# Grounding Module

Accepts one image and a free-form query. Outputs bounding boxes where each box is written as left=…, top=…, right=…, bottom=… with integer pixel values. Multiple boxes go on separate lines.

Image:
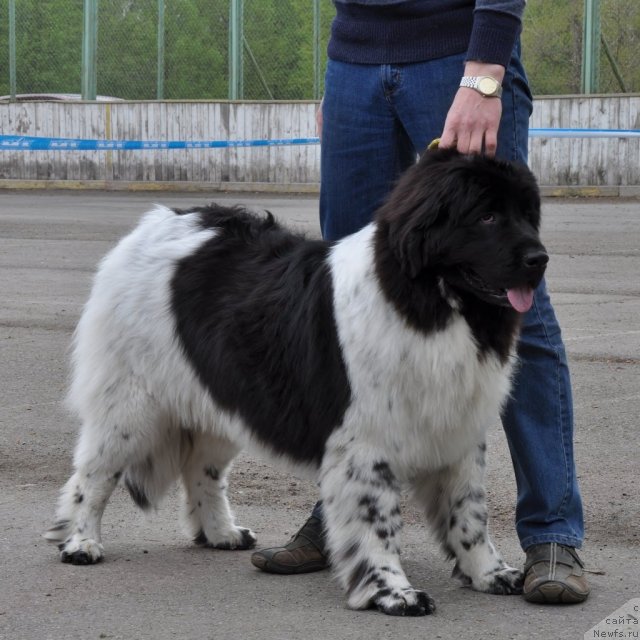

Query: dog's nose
left=523, top=250, right=549, bottom=269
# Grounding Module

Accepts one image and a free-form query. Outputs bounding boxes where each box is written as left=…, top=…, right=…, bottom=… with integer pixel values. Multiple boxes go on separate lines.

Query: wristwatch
left=459, top=76, right=503, bottom=98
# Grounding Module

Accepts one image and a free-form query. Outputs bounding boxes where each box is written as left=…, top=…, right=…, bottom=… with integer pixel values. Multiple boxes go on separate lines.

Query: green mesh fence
left=522, top=0, right=640, bottom=94
left=1, top=0, right=84, bottom=96
left=1, top=0, right=638, bottom=100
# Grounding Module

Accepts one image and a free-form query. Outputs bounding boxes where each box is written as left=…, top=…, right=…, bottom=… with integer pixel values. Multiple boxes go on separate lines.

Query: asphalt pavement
left=1, top=190, right=639, bottom=640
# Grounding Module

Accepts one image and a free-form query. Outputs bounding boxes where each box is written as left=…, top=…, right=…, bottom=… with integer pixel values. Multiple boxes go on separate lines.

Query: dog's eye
left=480, top=214, right=496, bottom=224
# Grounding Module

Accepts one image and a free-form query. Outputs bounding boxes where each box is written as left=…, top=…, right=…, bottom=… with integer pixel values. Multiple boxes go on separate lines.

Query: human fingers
left=440, top=88, right=502, bottom=155
left=483, top=127, right=498, bottom=157
left=316, top=98, right=324, bottom=138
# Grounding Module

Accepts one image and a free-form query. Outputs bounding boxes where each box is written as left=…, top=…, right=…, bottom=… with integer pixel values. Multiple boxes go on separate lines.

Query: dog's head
left=376, top=148, right=546, bottom=313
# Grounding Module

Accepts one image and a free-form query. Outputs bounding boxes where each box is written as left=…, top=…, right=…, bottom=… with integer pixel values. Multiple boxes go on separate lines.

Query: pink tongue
left=507, top=287, right=534, bottom=313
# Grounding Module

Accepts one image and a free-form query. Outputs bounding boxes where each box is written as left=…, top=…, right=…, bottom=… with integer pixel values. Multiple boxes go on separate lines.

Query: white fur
left=46, top=206, right=522, bottom=614
left=328, top=225, right=512, bottom=475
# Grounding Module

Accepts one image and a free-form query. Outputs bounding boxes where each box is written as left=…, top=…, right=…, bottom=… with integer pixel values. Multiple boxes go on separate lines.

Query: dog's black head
left=376, top=148, right=546, bottom=314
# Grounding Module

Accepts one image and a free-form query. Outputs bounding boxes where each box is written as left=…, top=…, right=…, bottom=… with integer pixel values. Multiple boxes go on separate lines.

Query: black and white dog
left=46, top=148, right=547, bottom=616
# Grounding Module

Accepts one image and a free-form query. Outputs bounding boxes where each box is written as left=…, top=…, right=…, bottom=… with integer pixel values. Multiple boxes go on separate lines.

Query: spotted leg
left=43, top=414, right=151, bottom=565
left=44, top=468, right=118, bottom=564
left=44, top=388, right=179, bottom=565
left=413, top=442, right=523, bottom=595
left=321, top=444, right=436, bottom=616
left=181, top=432, right=256, bottom=550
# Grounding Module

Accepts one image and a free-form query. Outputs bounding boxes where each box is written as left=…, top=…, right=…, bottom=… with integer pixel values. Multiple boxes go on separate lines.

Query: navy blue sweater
left=328, top=0, right=525, bottom=68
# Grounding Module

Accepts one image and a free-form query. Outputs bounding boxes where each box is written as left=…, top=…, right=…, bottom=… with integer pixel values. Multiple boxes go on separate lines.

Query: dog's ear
left=392, top=213, right=453, bottom=279
left=381, top=192, right=451, bottom=279
left=388, top=218, right=427, bottom=279
left=377, top=152, right=462, bottom=278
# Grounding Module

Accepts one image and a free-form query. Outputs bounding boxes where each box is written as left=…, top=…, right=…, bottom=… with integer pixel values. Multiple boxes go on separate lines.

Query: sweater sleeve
left=466, top=0, right=526, bottom=68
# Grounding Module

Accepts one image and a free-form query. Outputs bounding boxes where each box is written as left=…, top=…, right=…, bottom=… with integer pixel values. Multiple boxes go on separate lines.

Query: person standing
left=251, top=0, right=590, bottom=604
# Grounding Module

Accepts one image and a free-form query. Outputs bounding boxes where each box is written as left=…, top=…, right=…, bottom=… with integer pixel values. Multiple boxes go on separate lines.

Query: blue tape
left=0, top=135, right=321, bottom=151
left=1, top=129, right=639, bottom=151
left=529, top=128, right=640, bottom=138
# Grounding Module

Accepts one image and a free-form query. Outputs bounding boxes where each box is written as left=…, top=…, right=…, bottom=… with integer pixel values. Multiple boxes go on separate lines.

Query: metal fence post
left=82, top=0, right=98, bottom=100
left=8, top=0, right=17, bottom=100
left=581, top=0, right=600, bottom=94
left=229, top=0, right=244, bottom=100
left=313, top=0, right=321, bottom=100
left=157, top=0, right=165, bottom=99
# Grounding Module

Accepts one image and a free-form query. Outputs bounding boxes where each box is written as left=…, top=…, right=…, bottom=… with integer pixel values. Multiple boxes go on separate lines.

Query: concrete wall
left=1, top=95, right=638, bottom=193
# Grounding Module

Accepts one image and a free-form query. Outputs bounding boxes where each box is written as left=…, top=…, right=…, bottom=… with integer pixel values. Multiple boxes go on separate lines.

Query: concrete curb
left=0, top=179, right=638, bottom=198
left=0, top=179, right=319, bottom=194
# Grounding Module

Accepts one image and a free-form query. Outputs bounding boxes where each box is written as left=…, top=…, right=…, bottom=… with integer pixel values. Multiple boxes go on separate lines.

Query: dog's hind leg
left=413, top=442, right=523, bottom=595
left=44, top=463, right=118, bottom=564
left=45, top=394, right=167, bottom=565
left=180, top=431, right=256, bottom=550
left=44, top=429, right=126, bottom=565
left=321, top=443, right=436, bottom=616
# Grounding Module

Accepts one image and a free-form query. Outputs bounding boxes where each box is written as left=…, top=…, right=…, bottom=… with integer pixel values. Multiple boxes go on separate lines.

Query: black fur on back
left=374, top=148, right=545, bottom=362
left=171, top=204, right=351, bottom=465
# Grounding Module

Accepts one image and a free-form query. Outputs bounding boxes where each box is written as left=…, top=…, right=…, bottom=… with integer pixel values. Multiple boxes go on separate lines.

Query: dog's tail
left=123, top=429, right=194, bottom=510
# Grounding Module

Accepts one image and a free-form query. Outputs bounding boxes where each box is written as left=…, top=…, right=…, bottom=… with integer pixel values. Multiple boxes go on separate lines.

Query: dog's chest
left=330, top=237, right=513, bottom=472
left=352, top=315, right=509, bottom=465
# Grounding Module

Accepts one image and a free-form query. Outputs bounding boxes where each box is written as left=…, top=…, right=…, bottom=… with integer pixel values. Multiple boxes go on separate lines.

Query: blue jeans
left=317, top=49, right=584, bottom=551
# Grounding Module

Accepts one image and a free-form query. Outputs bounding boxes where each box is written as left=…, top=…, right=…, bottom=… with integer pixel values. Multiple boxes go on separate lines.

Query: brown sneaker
left=523, top=543, right=590, bottom=604
left=250, top=516, right=328, bottom=574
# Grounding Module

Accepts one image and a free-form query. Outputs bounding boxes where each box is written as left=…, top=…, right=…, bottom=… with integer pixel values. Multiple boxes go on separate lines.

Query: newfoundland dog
left=46, top=148, right=547, bottom=616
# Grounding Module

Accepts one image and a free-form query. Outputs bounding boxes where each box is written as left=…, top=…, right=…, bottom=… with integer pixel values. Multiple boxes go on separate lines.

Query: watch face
left=478, top=77, right=498, bottom=95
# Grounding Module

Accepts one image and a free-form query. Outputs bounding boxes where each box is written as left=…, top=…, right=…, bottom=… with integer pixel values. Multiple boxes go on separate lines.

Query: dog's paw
left=473, top=565, right=524, bottom=595
left=194, top=526, right=257, bottom=550
left=373, top=587, right=436, bottom=617
left=58, top=535, right=104, bottom=565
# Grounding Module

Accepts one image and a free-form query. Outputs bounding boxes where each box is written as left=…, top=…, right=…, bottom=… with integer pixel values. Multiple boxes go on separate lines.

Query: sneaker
left=523, top=543, right=590, bottom=604
left=250, top=516, right=328, bottom=574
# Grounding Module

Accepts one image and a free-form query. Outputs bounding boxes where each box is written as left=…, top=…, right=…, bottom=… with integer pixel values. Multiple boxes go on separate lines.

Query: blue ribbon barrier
left=529, top=128, right=640, bottom=138
left=0, top=135, right=320, bottom=151
left=1, top=129, right=639, bottom=151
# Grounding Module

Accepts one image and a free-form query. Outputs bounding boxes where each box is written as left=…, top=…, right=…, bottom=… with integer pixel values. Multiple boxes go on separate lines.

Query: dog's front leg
left=414, top=443, right=523, bottom=595
left=320, top=443, right=435, bottom=616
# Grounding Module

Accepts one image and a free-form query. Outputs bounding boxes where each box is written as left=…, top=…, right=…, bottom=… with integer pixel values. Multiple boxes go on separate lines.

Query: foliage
left=522, top=2, right=584, bottom=94
left=0, top=0, right=83, bottom=95
left=522, top=0, right=640, bottom=95
left=1, top=0, right=638, bottom=99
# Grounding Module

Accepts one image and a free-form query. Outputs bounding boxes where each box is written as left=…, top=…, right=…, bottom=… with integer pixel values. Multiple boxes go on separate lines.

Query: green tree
left=97, top=0, right=157, bottom=98
left=522, top=1, right=583, bottom=95
left=2, top=0, right=639, bottom=100
left=0, top=0, right=83, bottom=96
left=522, top=0, right=640, bottom=95
left=163, top=0, right=228, bottom=99
left=599, top=0, right=640, bottom=92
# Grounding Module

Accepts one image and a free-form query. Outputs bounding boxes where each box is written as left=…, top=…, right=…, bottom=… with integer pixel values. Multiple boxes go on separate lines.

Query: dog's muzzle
left=505, top=249, right=549, bottom=312
left=456, top=247, right=548, bottom=314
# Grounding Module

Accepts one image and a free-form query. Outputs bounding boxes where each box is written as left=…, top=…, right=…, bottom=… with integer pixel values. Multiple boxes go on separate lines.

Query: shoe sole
left=250, top=553, right=328, bottom=575
left=523, top=580, right=590, bottom=604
